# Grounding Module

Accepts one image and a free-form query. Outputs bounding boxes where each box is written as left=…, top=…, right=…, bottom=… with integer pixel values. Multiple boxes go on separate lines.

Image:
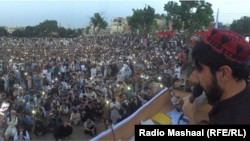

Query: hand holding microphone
left=182, top=83, right=203, bottom=124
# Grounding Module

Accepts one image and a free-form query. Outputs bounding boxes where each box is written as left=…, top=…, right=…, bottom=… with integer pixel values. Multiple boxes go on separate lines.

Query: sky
left=0, top=0, right=250, bottom=29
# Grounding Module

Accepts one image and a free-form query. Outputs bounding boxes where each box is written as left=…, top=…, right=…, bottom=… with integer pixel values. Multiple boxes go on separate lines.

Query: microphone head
left=190, top=83, right=203, bottom=103
left=193, top=83, right=203, bottom=97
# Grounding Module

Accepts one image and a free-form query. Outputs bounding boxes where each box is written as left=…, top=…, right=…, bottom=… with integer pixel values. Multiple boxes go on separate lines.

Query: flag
left=215, top=8, right=219, bottom=28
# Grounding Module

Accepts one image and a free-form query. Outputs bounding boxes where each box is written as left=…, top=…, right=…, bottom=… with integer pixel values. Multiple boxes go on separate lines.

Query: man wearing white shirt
left=61, top=80, right=67, bottom=87
left=81, top=64, right=86, bottom=74
left=43, top=68, right=48, bottom=74
left=47, top=84, right=53, bottom=91
left=88, top=89, right=97, bottom=99
left=80, top=92, right=88, bottom=99
left=34, top=95, right=42, bottom=107
left=65, top=82, right=71, bottom=90
left=14, top=125, right=30, bottom=141
left=174, top=64, right=181, bottom=79
left=13, top=82, right=20, bottom=90
left=116, top=73, right=123, bottom=82
left=99, top=84, right=107, bottom=96
left=26, top=99, right=35, bottom=110
left=91, top=67, right=97, bottom=79
left=60, top=65, right=66, bottom=79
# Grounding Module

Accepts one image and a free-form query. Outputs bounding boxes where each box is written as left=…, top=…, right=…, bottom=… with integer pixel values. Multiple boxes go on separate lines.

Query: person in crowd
left=110, top=98, right=120, bottom=125
left=51, top=107, right=63, bottom=123
left=54, top=121, right=73, bottom=141
left=105, top=119, right=114, bottom=130
left=129, top=96, right=141, bottom=115
left=34, top=120, right=47, bottom=136
left=0, top=77, right=5, bottom=92
left=94, top=103, right=103, bottom=124
left=173, top=79, right=182, bottom=90
left=72, top=96, right=81, bottom=107
left=50, top=99, right=60, bottom=110
left=183, top=36, right=200, bottom=92
left=37, top=103, right=47, bottom=118
left=26, top=99, right=35, bottom=110
left=136, top=93, right=148, bottom=106
left=76, top=102, right=85, bottom=114
left=34, top=108, right=45, bottom=125
left=59, top=103, right=69, bottom=115
left=70, top=109, right=80, bottom=125
left=5, top=110, right=18, bottom=140
left=83, top=117, right=96, bottom=137
left=18, top=112, right=34, bottom=133
left=0, top=130, right=5, bottom=141
left=116, top=109, right=125, bottom=124
left=14, top=125, right=30, bottom=141
left=47, top=113, right=59, bottom=133
left=116, top=93, right=127, bottom=105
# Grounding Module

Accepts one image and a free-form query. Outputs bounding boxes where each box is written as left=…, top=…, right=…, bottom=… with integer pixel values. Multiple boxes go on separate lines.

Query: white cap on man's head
left=190, top=36, right=200, bottom=42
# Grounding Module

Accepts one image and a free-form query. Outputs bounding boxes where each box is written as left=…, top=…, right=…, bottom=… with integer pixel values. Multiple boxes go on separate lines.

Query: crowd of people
left=0, top=34, right=193, bottom=140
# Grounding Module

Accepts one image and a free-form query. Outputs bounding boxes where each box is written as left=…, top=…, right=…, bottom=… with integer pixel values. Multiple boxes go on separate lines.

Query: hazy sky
left=0, top=0, right=250, bottom=28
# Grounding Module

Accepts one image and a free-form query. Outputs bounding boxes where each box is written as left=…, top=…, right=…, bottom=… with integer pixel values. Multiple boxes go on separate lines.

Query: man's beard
left=202, top=75, right=224, bottom=106
left=11, top=115, right=16, bottom=122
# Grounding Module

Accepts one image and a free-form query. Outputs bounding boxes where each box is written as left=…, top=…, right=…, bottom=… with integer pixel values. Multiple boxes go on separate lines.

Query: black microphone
left=190, top=83, right=203, bottom=103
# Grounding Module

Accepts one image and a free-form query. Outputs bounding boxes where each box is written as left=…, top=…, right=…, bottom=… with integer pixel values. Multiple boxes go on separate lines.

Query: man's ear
left=218, top=66, right=232, bottom=82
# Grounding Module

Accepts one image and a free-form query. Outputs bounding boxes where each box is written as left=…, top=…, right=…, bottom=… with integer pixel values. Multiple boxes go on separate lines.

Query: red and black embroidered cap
left=203, top=28, right=250, bottom=65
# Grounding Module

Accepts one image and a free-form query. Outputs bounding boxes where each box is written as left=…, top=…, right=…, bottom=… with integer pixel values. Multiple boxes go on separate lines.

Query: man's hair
left=107, top=119, right=112, bottom=124
left=122, top=102, right=127, bottom=108
left=118, top=109, right=124, bottom=115
left=192, top=42, right=249, bottom=81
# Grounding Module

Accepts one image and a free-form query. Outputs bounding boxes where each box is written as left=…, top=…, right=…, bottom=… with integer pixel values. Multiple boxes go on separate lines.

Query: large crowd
left=0, top=34, right=195, bottom=141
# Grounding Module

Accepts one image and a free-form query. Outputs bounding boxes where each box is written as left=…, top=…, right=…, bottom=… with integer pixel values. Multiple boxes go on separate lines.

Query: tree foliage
left=230, top=16, right=250, bottom=36
left=164, top=1, right=214, bottom=38
left=155, top=13, right=166, bottom=19
left=128, top=5, right=155, bottom=38
left=90, top=13, right=108, bottom=36
left=85, top=26, right=91, bottom=34
left=57, top=27, right=67, bottom=38
left=38, top=20, right=58, bottom=36
left=149, top=20, right=160, bottom=34
left=12, top=29, right=24, bottom=37
left=24, top=26, right=34, bottom=37
left=77, top=28, right=82, bottom=35
left=66, top=28, right=77, bottom=37
left=0, top=27, right=8, bottom=37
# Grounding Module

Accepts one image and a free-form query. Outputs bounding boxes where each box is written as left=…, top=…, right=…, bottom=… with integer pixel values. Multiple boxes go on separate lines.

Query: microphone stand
left=110, top=124, right=116, bottom=141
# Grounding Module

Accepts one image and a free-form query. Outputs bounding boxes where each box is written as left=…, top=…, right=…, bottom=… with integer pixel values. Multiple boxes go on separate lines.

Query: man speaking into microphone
left=181, top=28, right=250, bottom=124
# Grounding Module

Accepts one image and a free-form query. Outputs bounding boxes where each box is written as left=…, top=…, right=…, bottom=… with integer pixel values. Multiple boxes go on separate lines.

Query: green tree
left=155, top=13, right=166, bottom=19
left=164, top=1, right=214, bottom=39
left=85, top=26, right=91, bottom=34
left=77, top=28, right=83, bottom=35
left=0, top=27, right=8, bottom=37
left=24, top=26, right=34, bottom=37
left=90, top=13, right=108, bottom=36
left=66, top=28, right=77, bottom=37
left=230, top=16, right=250, bottom=36
left=12, top=29, right=24, bottom=37
left=57, top=27, right=67, bottom=38
left=128, top=5, right=155, bottom=38
left=31, top=25, right=40, bottom=37
left=38, top=20, right=58, bottom=37
left=149, top=20, right=160, bottom=34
